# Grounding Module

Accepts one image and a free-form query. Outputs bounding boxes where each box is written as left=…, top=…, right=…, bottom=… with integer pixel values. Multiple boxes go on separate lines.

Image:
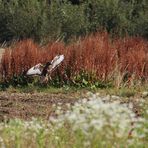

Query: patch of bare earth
left=0, top=90, right=143, bottom=121
left=0, top=92, right=82, bottom=121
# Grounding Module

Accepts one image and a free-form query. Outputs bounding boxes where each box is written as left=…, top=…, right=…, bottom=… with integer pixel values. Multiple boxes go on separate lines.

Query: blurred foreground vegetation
left=0, top=93, right=148, bottom=148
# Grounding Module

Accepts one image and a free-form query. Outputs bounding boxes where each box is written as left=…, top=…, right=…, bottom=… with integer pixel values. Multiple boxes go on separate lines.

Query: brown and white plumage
left=26, top=55, right=64, bottom=83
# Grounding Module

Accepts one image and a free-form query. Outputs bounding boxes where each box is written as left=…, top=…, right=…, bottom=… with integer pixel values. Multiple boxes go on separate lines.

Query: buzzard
left=26, top=55, right=64, bottom=83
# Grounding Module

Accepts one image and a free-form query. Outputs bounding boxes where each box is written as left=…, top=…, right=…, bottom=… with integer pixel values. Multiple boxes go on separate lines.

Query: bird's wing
left=26, top=63, right=42, bottom=76
left=49, top=55, right=64, bottom=72
left=26, top=55, right=64, bottom=76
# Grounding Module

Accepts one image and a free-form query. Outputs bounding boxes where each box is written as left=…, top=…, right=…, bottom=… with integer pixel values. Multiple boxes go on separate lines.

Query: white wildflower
left=111, top=95, right=120, bottom=99
left=142, top=91, right=148, bottom=98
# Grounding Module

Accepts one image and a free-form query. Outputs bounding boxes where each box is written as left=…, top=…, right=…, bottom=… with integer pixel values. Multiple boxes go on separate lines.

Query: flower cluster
left=49, top=93, right=148, bottom=146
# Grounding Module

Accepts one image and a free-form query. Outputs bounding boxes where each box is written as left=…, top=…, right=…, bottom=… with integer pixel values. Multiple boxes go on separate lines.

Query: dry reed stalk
left=0, top=33, right=148, bottom=85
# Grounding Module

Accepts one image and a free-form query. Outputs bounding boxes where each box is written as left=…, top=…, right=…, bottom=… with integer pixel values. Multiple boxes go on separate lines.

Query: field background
left=0, top=0, right=148, bottom=147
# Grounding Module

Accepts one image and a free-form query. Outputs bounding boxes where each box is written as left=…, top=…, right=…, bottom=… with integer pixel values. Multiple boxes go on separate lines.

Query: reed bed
left=1, top=32, right=148, bottom=86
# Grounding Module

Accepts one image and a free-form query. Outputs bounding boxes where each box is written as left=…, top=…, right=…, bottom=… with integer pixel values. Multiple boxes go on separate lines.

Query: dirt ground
left=0, top=92, right=83, bottom=121
left=0, top=90, right=143, bottom=122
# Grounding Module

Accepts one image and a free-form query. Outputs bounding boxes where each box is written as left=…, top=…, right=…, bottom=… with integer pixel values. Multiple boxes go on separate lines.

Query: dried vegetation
left=1, top=32, right=148, bottom=86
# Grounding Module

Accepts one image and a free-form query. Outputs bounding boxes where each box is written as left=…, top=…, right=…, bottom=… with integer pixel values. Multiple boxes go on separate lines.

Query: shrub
left=0, top=0, right=49, bottom=42
left=0, top=0, right=147, bottom=43
left=83, top=0, right=148, bottom=37
left=0, top=32, right=148, bottom=87
left=47, top=0, right=88, bottom=42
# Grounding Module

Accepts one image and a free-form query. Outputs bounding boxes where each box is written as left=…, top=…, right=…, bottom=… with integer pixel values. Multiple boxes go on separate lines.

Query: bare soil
left=0, top=92, right=82, bottom=121
left=0, top=90, right=143, bottom=121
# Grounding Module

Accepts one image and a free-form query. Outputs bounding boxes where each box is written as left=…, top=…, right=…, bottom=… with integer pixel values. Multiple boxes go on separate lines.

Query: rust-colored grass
left=1, top=32, right=148, bottom=85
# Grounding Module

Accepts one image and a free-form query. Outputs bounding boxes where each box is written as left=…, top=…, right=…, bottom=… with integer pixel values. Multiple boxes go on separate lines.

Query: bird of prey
left=26, top=55, right=64, bottom=83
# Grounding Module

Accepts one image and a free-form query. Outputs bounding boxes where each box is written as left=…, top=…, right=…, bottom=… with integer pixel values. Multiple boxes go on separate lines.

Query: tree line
left=0, top=0, right=147, bottom=43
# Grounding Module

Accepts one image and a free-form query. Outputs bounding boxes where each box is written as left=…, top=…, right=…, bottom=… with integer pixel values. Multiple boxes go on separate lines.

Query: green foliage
left=118, top=88, right=136, bottom=97
left=47, top=0, right=88, bottom=42
left=84, top=0, right=148, bottom=37
left=0, top=0, right=49, bottom=42
left=0, top=75, right=32, bottom=90
left=72, top=71, right=112, bottom=89
left=10, top=75, right=29, bottom=87
left=0, top=0, right=147, bottom=43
